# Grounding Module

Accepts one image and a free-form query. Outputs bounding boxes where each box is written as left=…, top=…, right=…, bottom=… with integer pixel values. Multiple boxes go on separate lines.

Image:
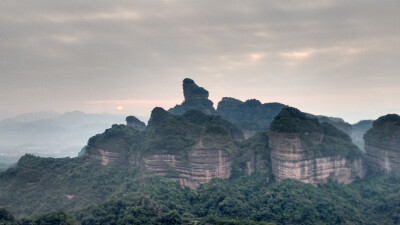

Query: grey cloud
left=0, top=0, right=399, bottom=122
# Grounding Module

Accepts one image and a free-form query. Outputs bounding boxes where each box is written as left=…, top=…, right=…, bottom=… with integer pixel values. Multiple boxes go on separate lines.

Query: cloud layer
left=1, top=0, right=399, bottom=122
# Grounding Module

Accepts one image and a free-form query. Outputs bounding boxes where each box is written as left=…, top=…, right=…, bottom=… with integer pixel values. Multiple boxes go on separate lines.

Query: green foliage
left=169, top=98, right=216, bottom=115
left=25, top=210, right=78, bottom=225
left=137, top=108, right=242, bottom=155
left=2, top=108, right=400, bottom=224
left=0, top=208, right=15, bottom=225
left=270, top=107, right=322, bottom=133
left=3, top=155, right=400, bottom=225
left=232, top=132, right=271, bottom=178
left=217, top=98, right=286, bottom=131
left=271, top=107, right=363, bottom=159
left=364, top=114, right=400, bottom=142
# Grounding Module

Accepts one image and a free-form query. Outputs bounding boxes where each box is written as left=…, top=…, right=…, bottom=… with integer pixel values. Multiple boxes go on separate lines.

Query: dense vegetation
left=2, top=154, right=400, bottom=225
left=217, top=98, right=286, bottom=131
left=169, top=98, right=216, bottom=115
left=271, top=107, right=362, bottom=159
left=1, top=105, right=399, bottom=224
left=86, top=108, right=243, bottom=159
left=125, top=115, right=146, bottom=127
left=364, top=114, right=400, bottom=143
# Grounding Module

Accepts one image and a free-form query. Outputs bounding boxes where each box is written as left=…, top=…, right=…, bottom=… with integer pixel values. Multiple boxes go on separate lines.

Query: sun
left=116, top=106, right=123, bottom=110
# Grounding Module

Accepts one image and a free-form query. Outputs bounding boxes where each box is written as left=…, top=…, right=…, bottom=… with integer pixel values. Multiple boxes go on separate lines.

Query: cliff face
left=364, top=114, right=400, bottom=173
left=365, top=139, right=400, bottom=173
left=269, top=107, right=364, bottom=184
left=85, top=108, right=243, bottom=189
left=140, top=137, right=232, bottom=189
left=183, top=78, right=209, bottom=100
left=270, top=132, right=364, bottom=184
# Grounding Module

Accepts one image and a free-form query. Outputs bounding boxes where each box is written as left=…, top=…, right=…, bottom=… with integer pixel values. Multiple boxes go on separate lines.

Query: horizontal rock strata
left=141, top=139, right=232, bottom=189
left=365, top=139, right=400, bottom=173
left=270, top=132, right=364, bottom=184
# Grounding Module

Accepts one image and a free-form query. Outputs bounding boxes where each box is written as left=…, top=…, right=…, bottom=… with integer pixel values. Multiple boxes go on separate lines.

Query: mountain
left=0, top=111, right=126, bottom=164
left=169, top=79, right=288, bottom=135
left=1, top=80, right=400, bottom=224
left=364, top=114, right=400, bottom=173
left=168, top=78, right=216, bottom=115
left=9, top=111, right=60, bottom=122
left=85, top=108, right=250, bottom=189
left=269, top=107, right=364, bottom=184
left=309, top=114, right=372, bottom=152
left=217, top=97, right=287, bottom=132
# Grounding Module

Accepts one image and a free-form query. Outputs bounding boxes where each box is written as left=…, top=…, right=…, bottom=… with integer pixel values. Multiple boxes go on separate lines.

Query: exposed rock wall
left=365, top=138, right=400, bottom=173
left=183, top=78, right=209, bottom=100
left=364, top=114, right=400, bottom=173
left=169, top=78, right=215, bottom=115
left=140, top=138, right=232, bottom=189
left=270, top=132, right=364, bottom=184
left=88, top=148, right=123, bottom=166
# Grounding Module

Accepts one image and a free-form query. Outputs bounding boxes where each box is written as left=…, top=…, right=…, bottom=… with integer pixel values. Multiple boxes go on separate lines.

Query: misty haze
left=0, top=1, right=399, bottom=225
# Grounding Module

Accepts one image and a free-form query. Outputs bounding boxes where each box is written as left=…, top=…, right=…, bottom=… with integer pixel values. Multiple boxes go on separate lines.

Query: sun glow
left=116, top=106, right=123, bottom=110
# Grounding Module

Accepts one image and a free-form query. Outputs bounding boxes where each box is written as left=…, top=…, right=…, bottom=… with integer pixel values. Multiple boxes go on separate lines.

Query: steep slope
left=270, top=107, right=364, bottom=184
left=168, top=78, right=216, bottom=115
left=364, top=114, right=400, bottom=173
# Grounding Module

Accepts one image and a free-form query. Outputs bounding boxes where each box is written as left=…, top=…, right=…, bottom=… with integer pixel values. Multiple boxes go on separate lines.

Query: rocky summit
left=1, top=79, right=400, bottom=224
left=126, top=115, right=146, bottom=131
left=183, top=78, right=209, bottom=100
left=169, top=78, right=216, bottom=115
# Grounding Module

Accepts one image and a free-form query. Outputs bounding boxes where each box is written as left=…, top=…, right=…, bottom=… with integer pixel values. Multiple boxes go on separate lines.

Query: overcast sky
left=1, top=0, right=399, bottom=123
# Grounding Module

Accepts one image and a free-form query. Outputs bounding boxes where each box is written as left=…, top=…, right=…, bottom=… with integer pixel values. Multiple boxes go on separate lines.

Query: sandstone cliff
left=270, top=132, right=364, bottom=184
left=365, top=114, right=400, bottom=173
left=86, top=108, right=243, bottom=189
left=270, top=107, right=364, bottom=184
left=140, top=136, right=233, bottom=189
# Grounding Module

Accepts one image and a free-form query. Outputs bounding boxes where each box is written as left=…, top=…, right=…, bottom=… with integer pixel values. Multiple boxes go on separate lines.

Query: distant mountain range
left=0, top=111, right=145, bottom=167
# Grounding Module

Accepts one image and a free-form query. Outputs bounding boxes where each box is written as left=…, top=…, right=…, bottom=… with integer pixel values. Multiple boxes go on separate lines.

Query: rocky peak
left=126, top=116, right=146, bottom=131
left=183, top=78, right=209, bottom=100
left=169, top=79, right=215, bottom=115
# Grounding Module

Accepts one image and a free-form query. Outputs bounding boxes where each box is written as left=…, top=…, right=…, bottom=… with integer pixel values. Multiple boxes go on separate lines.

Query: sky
left=0, top=0, right=399, bottom=123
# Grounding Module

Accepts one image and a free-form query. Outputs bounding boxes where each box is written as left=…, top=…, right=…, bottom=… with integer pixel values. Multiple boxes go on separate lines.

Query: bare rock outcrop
left=365, top=114, right=400, bottom=173
left=183, top=78, right=209, bottom=100
left=270, top=107, right=364, bottom=184
left=169, top=78, right=216, bottom=115
left=86, top=108, right=242, bottom=189
left=270, top=132, right=364, bottom=184
left=141, top=137, right=232, bottom=189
